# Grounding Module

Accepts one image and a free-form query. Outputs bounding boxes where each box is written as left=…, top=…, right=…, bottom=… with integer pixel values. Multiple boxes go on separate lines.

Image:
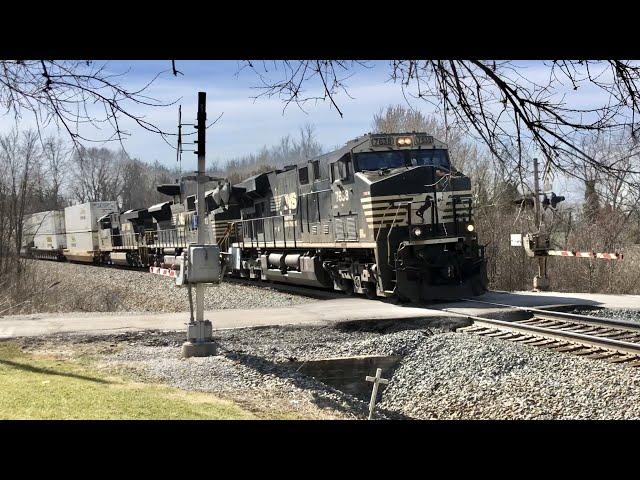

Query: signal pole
left=182, top=91, right=216, bottom=358
left=532, top=158, right=549, bottom=291
left=533, top=157, right=542, bottom=230
left=195, top=92, right=207, bottom=324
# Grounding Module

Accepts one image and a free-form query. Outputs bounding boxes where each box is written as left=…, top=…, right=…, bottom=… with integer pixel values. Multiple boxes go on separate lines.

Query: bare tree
left=41, top=136, right=69, bottom=209
left=0, top=60, right=181, bottom=149
left=219, top=124, right=324, bottom=185
left=0, top=129, right=41, bottom=300
left=242, top=60, right=640, bottom=184
left=69, top=147, right=124, bottom=204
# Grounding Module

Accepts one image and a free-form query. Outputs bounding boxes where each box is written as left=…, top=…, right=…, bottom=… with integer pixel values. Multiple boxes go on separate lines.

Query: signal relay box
left=176, top=244, right=221, bottom=285
left=522, top=233, right=550, bottom=257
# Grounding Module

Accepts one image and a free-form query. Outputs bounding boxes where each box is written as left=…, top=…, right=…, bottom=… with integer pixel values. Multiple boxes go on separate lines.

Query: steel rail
left=440, top=308, right=640, bottom=357
left=458, top=297, right=640, bottom=330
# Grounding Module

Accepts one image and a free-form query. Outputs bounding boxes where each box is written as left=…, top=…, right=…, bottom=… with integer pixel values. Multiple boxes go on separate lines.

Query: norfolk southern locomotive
left=22, top=132, right=487, bottom=302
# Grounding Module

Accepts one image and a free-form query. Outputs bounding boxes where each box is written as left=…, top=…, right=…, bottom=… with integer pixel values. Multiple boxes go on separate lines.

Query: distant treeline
left=2, top=105, right=640, bottom=302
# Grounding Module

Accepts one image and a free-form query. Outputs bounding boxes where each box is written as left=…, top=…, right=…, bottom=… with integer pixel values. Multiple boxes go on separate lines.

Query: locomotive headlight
left=413, top=227, right=423, bottom=237
left=466, top=224, right=475, bottom=232
left=397, top=137, right=413, bottom=146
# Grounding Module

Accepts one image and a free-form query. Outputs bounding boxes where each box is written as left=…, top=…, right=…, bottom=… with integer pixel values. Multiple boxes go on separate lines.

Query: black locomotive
left=27, top=132, right=487, bottom=303
left=218, top=132, right=487, bottom=302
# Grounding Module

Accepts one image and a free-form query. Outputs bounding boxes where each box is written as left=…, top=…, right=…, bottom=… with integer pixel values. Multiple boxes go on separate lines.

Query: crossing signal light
left=542, top=192, right=565, bottom=210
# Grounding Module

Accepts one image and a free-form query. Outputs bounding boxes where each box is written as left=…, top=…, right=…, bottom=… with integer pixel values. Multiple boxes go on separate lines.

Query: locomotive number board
left=415, top=135, right=434, bottom=145
left=371, top=135, right=434, bottom=147
left=371, top=136, right=393, bottom=147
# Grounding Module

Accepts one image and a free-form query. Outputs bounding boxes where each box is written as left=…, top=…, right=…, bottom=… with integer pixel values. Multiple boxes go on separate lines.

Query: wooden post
left=365, top=368, right=389, bottom=420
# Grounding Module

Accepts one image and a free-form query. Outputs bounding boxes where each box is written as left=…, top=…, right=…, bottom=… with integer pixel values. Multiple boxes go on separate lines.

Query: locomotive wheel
left=364, top=282, right=377, bottom=300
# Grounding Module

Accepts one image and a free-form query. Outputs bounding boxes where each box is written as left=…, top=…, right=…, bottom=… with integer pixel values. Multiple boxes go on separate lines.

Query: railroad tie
left=457, top=306, right=640, bottom=369
left=582, top=351, right=618, bottom=361
left=552, top=345, right=586, bottom=353
left=573, top=348, right=601, bottom=356
left=608, top=354, right=640, bottom=364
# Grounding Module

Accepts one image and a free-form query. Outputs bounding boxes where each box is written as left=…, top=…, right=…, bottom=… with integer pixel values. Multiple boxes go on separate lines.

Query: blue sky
left=0, top=60, right=610, bottom=168
left=49, top=60, right=413, bottom=171
left=0, top=60, right=620, bottom=201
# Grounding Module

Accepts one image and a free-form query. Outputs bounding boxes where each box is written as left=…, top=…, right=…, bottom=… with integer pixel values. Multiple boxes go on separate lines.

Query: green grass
left=0, top=342, right=257, bottom=420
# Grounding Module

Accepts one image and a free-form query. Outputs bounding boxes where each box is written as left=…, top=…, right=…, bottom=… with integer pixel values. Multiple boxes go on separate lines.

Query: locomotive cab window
left=186, top=195, right=196, bottom=211
left=354, top=149, right=451, bottom=172
left=312, top=160, right=321, bottom=181
left=410, top=149, right=450, bottom=170
left=298, top=166, right=309, bottom=185
left=331, top=155, right=353, bottom=183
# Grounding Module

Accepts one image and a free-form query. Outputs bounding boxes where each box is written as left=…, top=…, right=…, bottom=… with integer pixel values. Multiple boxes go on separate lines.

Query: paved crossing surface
left=0, top=290, right=637, bottom=339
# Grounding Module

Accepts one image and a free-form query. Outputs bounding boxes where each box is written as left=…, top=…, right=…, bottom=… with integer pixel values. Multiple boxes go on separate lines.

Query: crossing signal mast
left=511, top=157, right=623, bottom=292
left=151, top=92, right=225, bottom=357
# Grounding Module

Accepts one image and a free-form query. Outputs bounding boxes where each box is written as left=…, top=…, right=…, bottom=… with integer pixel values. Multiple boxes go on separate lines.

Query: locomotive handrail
left=233, top=214, right=297, bottom=250
left=298, top=188, right=332, bottom=196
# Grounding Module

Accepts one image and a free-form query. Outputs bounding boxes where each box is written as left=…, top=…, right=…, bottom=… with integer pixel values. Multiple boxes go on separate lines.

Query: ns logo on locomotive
left=22, top=132, right=487, bottom=303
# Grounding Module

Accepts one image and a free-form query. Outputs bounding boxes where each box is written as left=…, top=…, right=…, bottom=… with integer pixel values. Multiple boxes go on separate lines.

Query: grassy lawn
left=0, top=342, right=257, bottom=420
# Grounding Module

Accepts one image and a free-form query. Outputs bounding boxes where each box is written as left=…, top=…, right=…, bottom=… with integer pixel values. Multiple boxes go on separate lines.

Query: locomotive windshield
left=355, top=149, right=450, bottom=172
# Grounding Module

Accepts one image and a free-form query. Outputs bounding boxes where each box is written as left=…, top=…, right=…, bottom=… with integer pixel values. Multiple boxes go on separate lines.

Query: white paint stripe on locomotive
left=361, top=195, right=414, bottom=204
left=363, top=210, right=408, bottom=218
left=361, top=191, right=473, bottom=205
left=366, top=222, right=409, bottom=227
left=362, top=204, right=412, bottom=212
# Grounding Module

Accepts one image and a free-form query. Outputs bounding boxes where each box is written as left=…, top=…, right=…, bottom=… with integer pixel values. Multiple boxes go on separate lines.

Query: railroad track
left=453, top=302, right=640, bottom=367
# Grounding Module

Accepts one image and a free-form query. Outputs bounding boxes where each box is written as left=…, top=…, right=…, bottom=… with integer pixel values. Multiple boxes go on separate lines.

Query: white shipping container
left=23, top=210, right=66, bottom=237
left=64, top=201, right=118, bottom=233
left=66, top=231, right=100, bottom=252
left=34, top=233, right=66, bottom=250
left=23, top=211, right=67, bottom=250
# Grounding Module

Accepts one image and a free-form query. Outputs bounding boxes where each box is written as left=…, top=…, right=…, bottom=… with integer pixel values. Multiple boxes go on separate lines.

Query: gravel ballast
left=23, top=319, right=640, bottom=420
left=91, top=326, right=435, bottom=419
left=573, top=307, right=640, bottom=324
left=379, top=332, right=640, bottom=419
left=22, top=260, right=316, bottom=314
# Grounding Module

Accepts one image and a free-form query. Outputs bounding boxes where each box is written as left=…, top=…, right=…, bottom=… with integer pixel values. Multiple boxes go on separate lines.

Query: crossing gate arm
left=547, top=250, right=624, bottom=260
left=150, top=266, right=179, bottom=278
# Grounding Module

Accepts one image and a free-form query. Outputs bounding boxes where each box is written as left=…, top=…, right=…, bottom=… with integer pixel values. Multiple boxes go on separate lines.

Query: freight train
left=22, top=132, right=487, bottom=302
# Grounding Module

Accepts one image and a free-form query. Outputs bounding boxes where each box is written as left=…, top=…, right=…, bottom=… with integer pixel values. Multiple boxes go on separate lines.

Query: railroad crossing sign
left=365, top=368, right=389, bottom=420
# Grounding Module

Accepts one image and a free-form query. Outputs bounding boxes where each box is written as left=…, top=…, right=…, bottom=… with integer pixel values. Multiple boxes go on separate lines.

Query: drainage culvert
left=290, top=355, right=402, bottom=401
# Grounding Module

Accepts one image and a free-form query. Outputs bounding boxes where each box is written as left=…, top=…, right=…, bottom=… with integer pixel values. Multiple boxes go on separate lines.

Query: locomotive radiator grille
left=361, top=195, right=411, bottom=228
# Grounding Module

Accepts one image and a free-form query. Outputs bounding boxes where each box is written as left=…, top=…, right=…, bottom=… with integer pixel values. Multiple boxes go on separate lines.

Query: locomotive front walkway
left=0, top=291, right=638, bottom=339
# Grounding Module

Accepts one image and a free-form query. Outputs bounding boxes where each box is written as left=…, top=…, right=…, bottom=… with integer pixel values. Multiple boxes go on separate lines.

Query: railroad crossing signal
left=365, top=368, right=389, bottom=420
left=541, top=192, right=565, bottom=210
left=511, top=158, right=621, bottom=292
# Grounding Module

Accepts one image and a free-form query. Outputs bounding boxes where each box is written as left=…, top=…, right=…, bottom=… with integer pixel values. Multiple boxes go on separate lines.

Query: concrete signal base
left=533, top=275, right=550, bottom=292
left=182, top=320, right=216, bottom=358
left=182, top=341, right=217, bottom=358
